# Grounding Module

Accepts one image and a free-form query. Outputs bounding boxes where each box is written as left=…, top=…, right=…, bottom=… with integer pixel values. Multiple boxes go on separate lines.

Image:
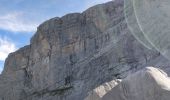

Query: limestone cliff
left=0, top=0, right=170, bottom=100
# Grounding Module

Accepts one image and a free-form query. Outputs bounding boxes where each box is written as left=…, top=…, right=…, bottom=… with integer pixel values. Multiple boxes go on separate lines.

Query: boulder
left=102, top=67, right=170, bottom=100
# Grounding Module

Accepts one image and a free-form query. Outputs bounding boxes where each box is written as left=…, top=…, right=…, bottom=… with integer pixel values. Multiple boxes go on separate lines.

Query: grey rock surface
left=102, top=67, right=170, bottom=100
left=85, top=79, right=122, bottom=100
left=0, top=0, right=170, bottom=100
left=86, top=67, right=170, bottom=100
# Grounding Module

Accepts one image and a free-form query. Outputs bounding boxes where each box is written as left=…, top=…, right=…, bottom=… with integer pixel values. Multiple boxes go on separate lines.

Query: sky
left=0, top=0, right=112, bottom=73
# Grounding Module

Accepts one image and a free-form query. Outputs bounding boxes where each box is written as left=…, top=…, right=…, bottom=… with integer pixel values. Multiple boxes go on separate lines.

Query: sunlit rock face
left=86, top=67, right=170, bottom=100
left=85, top=79, right=122, bottom=100
left=0, top=0, right=170, bottom=100
left=123, top=0, right=170, bottom=60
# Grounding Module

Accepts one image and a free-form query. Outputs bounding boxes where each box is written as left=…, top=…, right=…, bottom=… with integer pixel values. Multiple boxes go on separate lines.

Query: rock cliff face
left=0, top=0, right=170, bottom=100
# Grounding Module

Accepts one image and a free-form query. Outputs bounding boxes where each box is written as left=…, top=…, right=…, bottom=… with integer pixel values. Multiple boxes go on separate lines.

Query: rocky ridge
left=0, top=0, right=170, bottom=100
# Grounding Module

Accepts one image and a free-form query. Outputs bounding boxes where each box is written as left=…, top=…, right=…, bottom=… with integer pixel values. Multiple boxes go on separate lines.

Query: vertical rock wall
left=0, top=0, right=169, bottom=100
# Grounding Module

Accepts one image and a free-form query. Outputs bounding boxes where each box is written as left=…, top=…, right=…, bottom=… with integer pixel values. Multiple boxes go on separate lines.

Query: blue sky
left=0, top=0, right=112, bottom=73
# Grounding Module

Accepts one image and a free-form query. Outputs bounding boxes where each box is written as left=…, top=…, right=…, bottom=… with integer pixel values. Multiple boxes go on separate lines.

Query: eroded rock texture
left=0, top=0, right=170, bottom=100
